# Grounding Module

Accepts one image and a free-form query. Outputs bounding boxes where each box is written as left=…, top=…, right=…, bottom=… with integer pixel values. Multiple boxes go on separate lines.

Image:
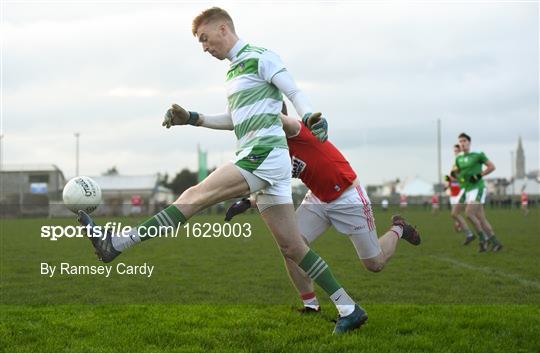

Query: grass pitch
left=1, top=208, right=539, bottom=352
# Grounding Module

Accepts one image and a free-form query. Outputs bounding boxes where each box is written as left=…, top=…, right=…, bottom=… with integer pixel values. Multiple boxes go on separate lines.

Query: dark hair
left=281, top=102, right=288, bottom=115
left=458, top=133, right=471, bottom=142
left=454, top=144, right=460, bottom=149
left=192, top=7, right=235, bottom=36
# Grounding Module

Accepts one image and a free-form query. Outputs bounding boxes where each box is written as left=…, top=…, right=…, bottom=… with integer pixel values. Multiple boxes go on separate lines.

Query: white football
left=62, top=176, right=102, bottom=214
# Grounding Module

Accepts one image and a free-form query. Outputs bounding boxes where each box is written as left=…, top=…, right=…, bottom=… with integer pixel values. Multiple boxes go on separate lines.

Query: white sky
left=2, top=1, right=539, bottom=185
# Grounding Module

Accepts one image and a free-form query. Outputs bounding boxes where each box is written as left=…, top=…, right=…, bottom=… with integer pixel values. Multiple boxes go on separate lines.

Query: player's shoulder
left=470, top=150, right=487, bottom=157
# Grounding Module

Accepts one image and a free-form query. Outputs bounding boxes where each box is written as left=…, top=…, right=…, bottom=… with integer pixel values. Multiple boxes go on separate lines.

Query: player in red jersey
left=521, top=191, right=529, bottom=216
left=431, top=194, right=440, bottom=214
left=226, top=105, right=421, bottom=313
left=445, top=144, right=475, bottom=244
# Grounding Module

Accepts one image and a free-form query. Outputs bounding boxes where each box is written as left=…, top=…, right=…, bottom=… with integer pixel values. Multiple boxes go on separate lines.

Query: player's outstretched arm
left=162, top=104, right=233, bottom=130
left=197, top=112, right=234, bottom=130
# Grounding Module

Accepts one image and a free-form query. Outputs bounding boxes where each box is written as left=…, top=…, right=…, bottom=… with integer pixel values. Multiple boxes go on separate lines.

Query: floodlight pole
left=74, top=132, right=80, bottom=176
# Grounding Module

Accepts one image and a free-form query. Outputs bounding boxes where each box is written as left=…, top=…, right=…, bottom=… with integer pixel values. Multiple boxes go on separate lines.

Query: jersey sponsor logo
left=291, top=156, right=306, bottom=178
left=334, top=184, right=341, bottom=192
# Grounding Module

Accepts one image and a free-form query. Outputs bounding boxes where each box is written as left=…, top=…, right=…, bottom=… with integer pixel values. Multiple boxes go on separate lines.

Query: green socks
left=299, top=249, right=341, bottom=296
left=138, top=205, right=187, bottom=241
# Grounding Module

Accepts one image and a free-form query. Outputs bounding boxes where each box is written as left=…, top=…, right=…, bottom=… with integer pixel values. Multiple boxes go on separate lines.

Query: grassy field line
left=430, top=255, right=540, bottom=289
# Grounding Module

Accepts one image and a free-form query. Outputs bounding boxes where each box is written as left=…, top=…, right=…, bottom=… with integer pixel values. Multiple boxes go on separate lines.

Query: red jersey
left=131, top=195, right=143, bottom=206
left=431, top=195, right=439, bottom=204
left=287, top=124, right=357, bottom=202
left=449, top=181, right=461, bottom=197
left=521, top=192, right=528, bottom=203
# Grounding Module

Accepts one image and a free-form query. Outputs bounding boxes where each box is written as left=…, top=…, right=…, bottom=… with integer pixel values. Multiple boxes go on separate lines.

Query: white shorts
left=296, top=185, right=382, bottom=260
left=458, top=186, right=487, bottom=205
left=450, top=195, right=461, bottom=206
left=234, top=147, right=292, bottom=211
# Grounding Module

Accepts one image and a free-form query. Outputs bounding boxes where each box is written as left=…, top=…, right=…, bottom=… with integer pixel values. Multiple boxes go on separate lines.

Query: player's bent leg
left=349, top=231, right=386, bottom=273
left=260, top=201, right=367, bottom=332
left=362, top=254, right=386, bottom=273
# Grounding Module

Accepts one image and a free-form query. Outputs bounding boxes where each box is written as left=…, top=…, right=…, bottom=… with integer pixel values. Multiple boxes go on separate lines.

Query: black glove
left=469, top=174, right=482, bottom=184
left=225, top=198, right=251, bottom=222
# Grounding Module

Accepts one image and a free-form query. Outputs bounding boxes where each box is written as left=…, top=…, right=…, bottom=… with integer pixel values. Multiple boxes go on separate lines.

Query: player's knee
left=177, top=185, right=197, bottom=204
left=363, top=260, right=384, bottom=273
left=279, top=243, right=305, bottom=263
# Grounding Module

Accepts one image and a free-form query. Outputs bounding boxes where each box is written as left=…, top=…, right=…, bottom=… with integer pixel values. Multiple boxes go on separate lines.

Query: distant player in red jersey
left=446, top=144, right=475, bottom=244
left=226, top=105, right=421, bottom=313
left=399, top=194, right=408, bottom=208
left=521, top=191, right=529, bottom=216
left=431, top=194, right=440, bottom=214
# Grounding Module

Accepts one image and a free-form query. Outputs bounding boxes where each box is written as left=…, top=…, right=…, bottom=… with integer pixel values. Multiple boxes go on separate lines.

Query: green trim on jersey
left=236, top=43, right=250, bottom=57
left=243, top=45, right=266, bottom=54
left=234, top=113, right=281, bottom=140
left=228, top=83, right=282, bottom=111
left=226, top=58, right=259, bottom=81
left=235, top=145, right=274, bottom=172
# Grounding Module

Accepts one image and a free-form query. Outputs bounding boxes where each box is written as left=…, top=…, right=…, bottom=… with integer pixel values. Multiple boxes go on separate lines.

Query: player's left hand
left=469, top=174, right=482, bottom=183
left=162, top=104, right=199, bottom=128
left=302, top=112, right=328, bottom=143
left=224, top=198, right=252, bottom=222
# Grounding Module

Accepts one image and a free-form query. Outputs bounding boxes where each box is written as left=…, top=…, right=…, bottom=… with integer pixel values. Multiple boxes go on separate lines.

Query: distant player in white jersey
left=78, top=7, right=366, bottom=334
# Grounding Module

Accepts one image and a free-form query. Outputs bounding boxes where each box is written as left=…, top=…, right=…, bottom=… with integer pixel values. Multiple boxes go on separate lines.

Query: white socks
left=330, top=288, right=356, bottom=317
left=111, top=227, right=141, bottom=252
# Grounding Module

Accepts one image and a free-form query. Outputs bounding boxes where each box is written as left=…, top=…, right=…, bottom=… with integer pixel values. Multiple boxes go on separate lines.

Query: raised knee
left=366, top=262, right=384, bottom=273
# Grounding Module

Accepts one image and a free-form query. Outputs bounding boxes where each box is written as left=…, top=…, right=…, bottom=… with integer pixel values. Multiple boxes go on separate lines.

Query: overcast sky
left=2, top=1, right=538, bottom=185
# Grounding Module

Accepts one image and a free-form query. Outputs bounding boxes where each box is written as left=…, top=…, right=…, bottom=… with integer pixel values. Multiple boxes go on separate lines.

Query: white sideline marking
left=431, top=255, right=540, bottom=290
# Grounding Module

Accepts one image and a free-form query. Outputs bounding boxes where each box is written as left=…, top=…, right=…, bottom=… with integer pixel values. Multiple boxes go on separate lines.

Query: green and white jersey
left=226, top=41, right=287, bottom=159
left=455, top=151, right=488, bottom=191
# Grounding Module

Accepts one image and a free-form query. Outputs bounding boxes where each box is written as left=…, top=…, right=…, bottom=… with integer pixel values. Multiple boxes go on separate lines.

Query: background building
left=0, top=164, right=66, bottom=216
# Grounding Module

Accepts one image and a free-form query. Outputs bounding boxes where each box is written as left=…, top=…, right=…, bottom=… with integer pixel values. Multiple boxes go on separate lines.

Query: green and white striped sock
left=138, top=205, right=186, bottom=241
left=112, top=205, right=186, bottom=252
left=299, top=249, right=356, bottom=317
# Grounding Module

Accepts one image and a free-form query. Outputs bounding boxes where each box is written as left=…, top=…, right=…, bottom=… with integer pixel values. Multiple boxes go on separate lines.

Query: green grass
left=1, top=208, right=539, bottom=352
